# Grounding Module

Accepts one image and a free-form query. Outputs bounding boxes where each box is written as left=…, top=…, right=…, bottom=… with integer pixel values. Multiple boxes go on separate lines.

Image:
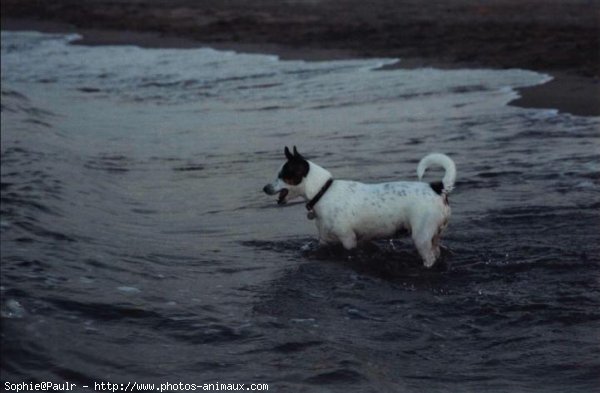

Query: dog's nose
left=263, top=184, right=274, bottom=195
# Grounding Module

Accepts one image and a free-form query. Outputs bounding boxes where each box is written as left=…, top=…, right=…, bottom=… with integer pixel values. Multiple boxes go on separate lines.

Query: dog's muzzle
left=263, top=184, right=288, bottom=205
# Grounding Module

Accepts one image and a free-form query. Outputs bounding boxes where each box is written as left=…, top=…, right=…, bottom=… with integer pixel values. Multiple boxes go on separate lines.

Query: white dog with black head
left=263, top=147, right=456, bottom=268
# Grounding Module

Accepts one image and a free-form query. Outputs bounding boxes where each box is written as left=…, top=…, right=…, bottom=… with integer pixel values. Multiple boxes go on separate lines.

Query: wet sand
left=2, top=0, right=599, bottom=116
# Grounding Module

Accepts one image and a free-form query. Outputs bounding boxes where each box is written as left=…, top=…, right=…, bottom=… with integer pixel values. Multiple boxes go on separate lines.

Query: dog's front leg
left=316, top=223, right=356, bottom=249
left=338, top=232, right=357, bottom=250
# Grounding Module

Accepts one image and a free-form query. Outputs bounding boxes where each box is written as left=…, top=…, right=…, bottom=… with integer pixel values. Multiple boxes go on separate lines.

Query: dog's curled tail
left=417, top=153, right=456, bottom=194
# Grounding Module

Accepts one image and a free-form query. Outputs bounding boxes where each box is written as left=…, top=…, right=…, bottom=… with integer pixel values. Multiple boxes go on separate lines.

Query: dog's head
left=263, top=146, right=310, bottom=205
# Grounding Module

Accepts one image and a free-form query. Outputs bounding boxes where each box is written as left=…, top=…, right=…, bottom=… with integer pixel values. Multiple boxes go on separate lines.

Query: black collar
left=306, top=178, right=334, bottom=212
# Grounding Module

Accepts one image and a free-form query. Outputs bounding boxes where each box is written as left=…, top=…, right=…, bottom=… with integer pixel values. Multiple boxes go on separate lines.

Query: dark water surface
left=1, top=31, right=599, bottom=392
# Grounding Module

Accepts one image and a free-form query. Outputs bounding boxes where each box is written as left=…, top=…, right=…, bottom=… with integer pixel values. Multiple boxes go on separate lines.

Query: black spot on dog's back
left=430, top=181, right=444, bottom=195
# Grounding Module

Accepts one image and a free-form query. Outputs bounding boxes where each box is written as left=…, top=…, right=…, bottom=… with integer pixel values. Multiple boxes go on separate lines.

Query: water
left=1, top=31, right=599, bottom=392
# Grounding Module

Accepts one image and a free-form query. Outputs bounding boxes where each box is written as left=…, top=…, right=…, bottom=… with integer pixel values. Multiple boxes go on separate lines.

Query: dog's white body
left=265, top=152, right=456, bottom=267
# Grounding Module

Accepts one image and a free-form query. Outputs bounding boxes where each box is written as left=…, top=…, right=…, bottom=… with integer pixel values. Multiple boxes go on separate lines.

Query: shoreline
left=2, top=17, right=599, bottom=117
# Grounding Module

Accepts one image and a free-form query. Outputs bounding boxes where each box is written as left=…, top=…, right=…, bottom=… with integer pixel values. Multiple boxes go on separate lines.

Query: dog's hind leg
left=411, top=221, right=439, bottom=268
left=431, top=234, right=442, bottom=261
left=414, top=239, right=437, bottom=268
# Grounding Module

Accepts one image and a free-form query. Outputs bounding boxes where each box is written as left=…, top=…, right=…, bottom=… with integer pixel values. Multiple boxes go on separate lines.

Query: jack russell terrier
left=263, top=147, right=456, bottom=268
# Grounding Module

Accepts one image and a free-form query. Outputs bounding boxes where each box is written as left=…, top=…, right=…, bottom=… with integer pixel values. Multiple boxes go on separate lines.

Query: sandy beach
left=2, top=0, right=599, bottom=116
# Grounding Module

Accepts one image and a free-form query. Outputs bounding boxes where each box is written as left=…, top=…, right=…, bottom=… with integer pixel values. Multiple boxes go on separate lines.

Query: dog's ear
left=284, top=146, right=293, bottom=161
left=293, top=146, right=304, bottom=160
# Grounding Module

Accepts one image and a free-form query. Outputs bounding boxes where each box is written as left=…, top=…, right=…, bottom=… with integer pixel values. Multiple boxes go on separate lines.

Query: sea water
left=1, top=31, right=599, bottom=392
